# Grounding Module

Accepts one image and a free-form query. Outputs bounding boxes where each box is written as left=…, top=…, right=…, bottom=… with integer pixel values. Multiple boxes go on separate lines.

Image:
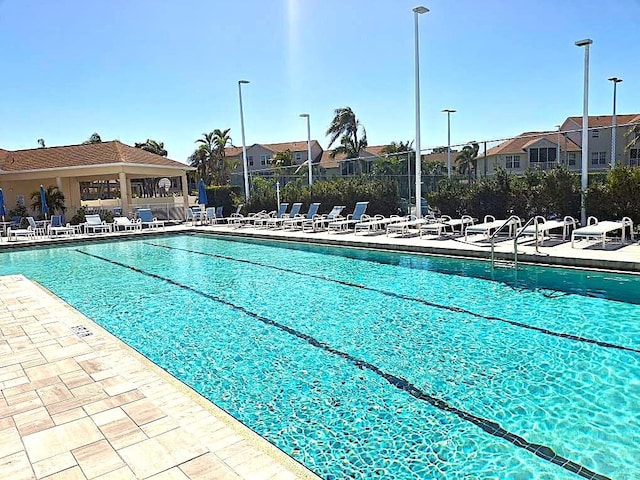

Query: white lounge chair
left=571, top=216, right=634, bottom=248
left=303, top=205, right=345, bottom=232
left=7, top=224, right=36, bottom=241
left=113, top=216, right=142, bottom=231
left=518, top=216, right=576, bottom=244
left=419, top=215, right=475, bottom=238
left=386, top=216, right=432, bottom=237
left=283, top=203, right=321, bottom=230
left=354, top=215, right=402, bottom=235
left=48, top=215, right=75, bottom=237
left=266, top=203, right=302, bottom=229
left=327, top=202, right=369, bottom=233
left=137, top=209, right=165, bottom=230
left=84, top=214, right=112, bottom=234
left=464, top=215, right=521, bottom=240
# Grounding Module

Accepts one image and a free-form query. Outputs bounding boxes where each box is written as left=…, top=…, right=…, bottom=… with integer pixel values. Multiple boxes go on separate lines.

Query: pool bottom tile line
left=145, top=242, right=640, bottom=356
left=74, top=248, right=610, bottom=480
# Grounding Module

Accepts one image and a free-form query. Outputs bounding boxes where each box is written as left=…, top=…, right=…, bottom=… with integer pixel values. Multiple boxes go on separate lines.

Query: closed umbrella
left=39, top=185, right=49, bottom=219
left=197, top=179, right=207, bottom=207
left=0, top=188, right=6, bottom=221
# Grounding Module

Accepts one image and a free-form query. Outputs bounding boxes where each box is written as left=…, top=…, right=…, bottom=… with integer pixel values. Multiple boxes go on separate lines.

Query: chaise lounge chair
left=48, top=215, right=75, bottom=237
left=518, top=216, right=576, bottom=245
left=571, top=216, right=634, bottom=248
left=137, top=209, right=165, bottom=230
left=464, top=215, right=521, bottom=241
left=327, top=202, right=369, bottom=233
left=7, top=221, right=36, bottom=241
left=266, top=203, right=302, bottom=229
left=419, top=215, right=474, bottom=238
left=251, top=203, right=290, bottom=228
left=354, top=215, right=403, bottom=235
left=113, top=216, right=142, bottom=232
left=283, top=203, right=321, bottom=230
left=303, top=205, right=345, bottom=232
left=84, top=214, right=112, bottom=234
left=386, top=215, right=433, bottom=237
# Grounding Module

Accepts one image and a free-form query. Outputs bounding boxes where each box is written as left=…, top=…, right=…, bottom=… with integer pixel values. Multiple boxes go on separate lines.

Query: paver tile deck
left=0, top=276, right=319, bottom=480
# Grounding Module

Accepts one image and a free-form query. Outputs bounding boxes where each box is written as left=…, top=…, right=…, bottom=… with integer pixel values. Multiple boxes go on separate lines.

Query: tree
left=37, top=138, right=46, bottom=148
left=189, top=129, right=236, bottom=185
left=273, top=149, right=294, bottom=170
left=135, top=139, right=168, bottom=156
left=30, top=185, right=66, bottom=215
left=456, top=142, right=480, bottom=183
left=83, top=133, right=102, bottom=144
left=326, top=107, right=368, bottom=159
left=373, top=141, right=414, bottom=176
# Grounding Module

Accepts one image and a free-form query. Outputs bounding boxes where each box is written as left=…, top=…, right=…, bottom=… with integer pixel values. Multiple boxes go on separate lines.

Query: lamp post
left=555, top=124, right=561, bottom=165
left=413, top=5, right=429, bottom=218
left=608, top=77, right=622, bottom=166
left=299, top=113, right=312, bottom=186
left=442, top=109, right=456, bottom=178
left=238, top=80, right=250, bottom=199
left=575, top=38, right=592, bottom=226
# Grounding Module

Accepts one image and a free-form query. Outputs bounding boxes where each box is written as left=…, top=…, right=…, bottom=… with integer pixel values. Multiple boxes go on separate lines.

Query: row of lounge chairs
left=5, top=209, right=164, bottom=241
left=198, top=203, right=634, bottom=249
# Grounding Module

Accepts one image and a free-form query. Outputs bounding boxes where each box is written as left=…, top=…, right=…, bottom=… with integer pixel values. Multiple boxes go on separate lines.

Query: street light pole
left=575, top=39, right=592, bottom=226
left=413, top=5, right=429, bottom=218
left=442, top=109, right=456, bottom=178
left=608, top=77, right=622, bottom=167
left=555, top=124, right=561, bottom=165
left=300, top=114, right=312, bottom=186
left=238, top=80, right=250, bottom=199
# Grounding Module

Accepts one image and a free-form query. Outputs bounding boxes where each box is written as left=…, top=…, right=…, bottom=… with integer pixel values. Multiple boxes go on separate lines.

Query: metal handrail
left=490, top=215, right=521, bottom=268
left=513, top=215, right=546, bottom=268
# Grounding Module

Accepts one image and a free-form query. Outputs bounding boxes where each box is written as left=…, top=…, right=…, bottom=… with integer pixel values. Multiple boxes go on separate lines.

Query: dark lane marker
left=76, top=248, right=610, bottom=480
left=145, top=242, right=639, bottom=355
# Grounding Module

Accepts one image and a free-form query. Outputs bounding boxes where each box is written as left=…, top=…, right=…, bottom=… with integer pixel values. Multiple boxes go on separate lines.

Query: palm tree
left=326, top=107, right=368, bottom=159
left=30, top=186, right=66, bottom=215
left=456, top=142, right=480, bottom=183
left=188, top=145, right=209, bottom=182
left=83, top=133, right=102, bottom=144
left=373, top=141, right=414, bottom=176
left=212, top=128, right=235, bottom=184
left=135, top=139, right=168, bottom=156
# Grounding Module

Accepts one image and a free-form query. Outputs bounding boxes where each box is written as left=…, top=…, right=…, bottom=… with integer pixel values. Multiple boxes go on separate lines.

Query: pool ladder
left=490, top=215, right=544, bottom=270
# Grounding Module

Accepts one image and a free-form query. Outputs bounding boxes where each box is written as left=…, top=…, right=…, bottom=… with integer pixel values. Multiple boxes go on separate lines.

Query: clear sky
left=1, top=0, right=638, bottom=163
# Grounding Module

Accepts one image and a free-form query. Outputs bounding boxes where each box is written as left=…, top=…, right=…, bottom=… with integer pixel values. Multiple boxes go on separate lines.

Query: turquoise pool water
left=1, top=234, right=639, bottom=479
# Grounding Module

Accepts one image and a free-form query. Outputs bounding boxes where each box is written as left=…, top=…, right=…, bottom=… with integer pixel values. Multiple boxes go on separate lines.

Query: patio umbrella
left=197, top=179, right=207, bottom=207
left=0, top=188, right=6, bottom=221
left=39, top=185, right=49, bottom=219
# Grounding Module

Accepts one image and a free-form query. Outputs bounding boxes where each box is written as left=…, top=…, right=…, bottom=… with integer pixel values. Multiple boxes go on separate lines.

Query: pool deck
left=0, top=275, right=320, bottom=480
left=1, top=223, right=639, bottom=479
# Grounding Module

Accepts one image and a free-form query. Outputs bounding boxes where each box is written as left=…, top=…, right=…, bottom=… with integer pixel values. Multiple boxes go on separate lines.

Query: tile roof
left=0, top=141, right=191, bottom=172
left=225, top=140, right=322, bottom=157
left=564, top=114, right=640, bottom=129
left=486, top=132, right=581, bottom=156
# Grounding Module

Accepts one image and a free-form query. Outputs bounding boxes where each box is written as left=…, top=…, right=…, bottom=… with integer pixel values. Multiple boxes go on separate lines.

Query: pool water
left=1, top=234, right=639, bottom=479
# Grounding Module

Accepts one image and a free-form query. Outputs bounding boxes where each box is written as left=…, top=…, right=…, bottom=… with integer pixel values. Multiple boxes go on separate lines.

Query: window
left=591, top=151, right=606, bottom=165
left=568, top=153, right=576, bottom=166
left=529, top=148, right=556, bottom=165
left=591, top=129, right=599, bottom=138
left=295, top=152, right=302, bottom=162
left=260, top=154, right=268, bottom=165
left=505, top=155, right=520, bottom=169
left=341, top=161, right=354, bottom=175
left=248, top=155, right=253, bottom=166
left=630, top=148, right=639, bottom=166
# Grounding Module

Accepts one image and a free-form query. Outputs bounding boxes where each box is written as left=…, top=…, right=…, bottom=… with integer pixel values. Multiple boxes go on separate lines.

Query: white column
left=238, top=80, right=250, bottom=199
left=181, top=173, right=189, bottom=220
left=119, top=172, right=129, bottom=218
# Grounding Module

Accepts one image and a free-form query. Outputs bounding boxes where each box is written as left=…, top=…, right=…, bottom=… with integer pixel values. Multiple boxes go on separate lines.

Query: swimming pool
left=1, top=234, right=638, bottom=479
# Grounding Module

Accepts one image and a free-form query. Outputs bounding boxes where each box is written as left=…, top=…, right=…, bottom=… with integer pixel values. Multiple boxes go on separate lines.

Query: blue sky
left=1, top=0, right=638, bottom=163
